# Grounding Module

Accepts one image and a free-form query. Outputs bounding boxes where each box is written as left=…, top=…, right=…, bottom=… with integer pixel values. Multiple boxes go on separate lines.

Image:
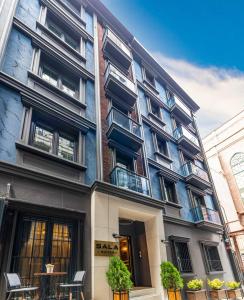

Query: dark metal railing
left=110, top=166, right=150, bottom=196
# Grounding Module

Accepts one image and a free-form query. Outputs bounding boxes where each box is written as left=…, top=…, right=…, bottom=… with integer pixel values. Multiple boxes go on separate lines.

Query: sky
left=101, top=0, right=244, bottom=137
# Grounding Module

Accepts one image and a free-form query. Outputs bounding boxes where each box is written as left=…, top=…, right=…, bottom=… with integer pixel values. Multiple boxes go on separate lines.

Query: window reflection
left=33, top=126, right=53, bottom=153
left=58, top=136, right=75, bottom=161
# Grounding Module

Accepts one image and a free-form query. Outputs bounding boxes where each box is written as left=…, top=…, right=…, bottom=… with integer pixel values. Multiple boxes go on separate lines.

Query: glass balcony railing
left=110, top=166, right=150, bottom=196
left=107, top=108, right=141, bottom=138
left=105, top=63, right=137, bottom=94
left=174, top=125, right=199, bottom=147
left=191, top=206, right=221, bottom=224
left=104, top=28, right=132, bottom=59
left=183, top=162, right=210, bottom=182
left=167, top=95, right=192, bottom=117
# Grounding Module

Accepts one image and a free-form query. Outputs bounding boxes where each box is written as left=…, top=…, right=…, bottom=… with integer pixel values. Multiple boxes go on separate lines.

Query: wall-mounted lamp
left=161, top=239, right=170, bottom=245
left=112, top=233, right=122, bottom=239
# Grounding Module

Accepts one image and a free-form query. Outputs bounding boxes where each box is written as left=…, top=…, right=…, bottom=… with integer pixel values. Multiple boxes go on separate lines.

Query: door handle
left=139, top=250, right=142, bottom=259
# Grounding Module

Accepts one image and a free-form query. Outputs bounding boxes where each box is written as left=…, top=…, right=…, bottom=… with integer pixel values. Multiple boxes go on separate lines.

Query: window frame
left=201, top=242, right=223, bottom=274
left=153, top=134, right=170, bottom=158
left=169, top=236, right=194, bottom=275
left=160, top=178, right=179, bottom=204
left=148, top=98, right=163, bottom=120
left=29, top=119, right=80, bottom=164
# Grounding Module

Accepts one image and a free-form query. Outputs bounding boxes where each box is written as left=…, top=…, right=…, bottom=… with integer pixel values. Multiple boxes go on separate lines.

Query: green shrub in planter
left=208, top=279, right=224, bottom=290
left=160, top=261, right=183, bottom=290
left=106, top=256, right=133, bottom=292
left=226, top=281, right=240, bottom=290
left=187, top=279, right=204, bottom=291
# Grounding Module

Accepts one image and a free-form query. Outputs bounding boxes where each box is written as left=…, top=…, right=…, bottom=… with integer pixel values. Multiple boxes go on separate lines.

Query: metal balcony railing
left=110, top=166, right=150, bottom=196
left=103, top=28, right=132, bottom=59
left=191, top=206, right=221, bottom=224
left=167, top=95, right=192, bottom=117
left=105, top=63, right=137, bottom=94
left=107, top=107, right=141, bottom=137
left=183, top=161, right=209, bottom=182
left=174, top=125, right=199, bottom=147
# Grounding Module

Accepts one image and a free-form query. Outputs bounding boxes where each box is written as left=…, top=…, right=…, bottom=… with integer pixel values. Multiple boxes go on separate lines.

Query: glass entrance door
left=11, top=215, right=77, bottom=297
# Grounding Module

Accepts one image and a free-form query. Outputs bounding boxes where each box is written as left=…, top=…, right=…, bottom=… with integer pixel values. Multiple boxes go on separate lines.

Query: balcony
left=167, top=95, right=192, bottom=125
left=103, top=28, right=132, bottom=70
left=110, top=166, right=150, bottom=196
left=191, top=206, right=222, bottom=231
left=104, top=63, right=137, bottom=107
left=107, top=108, right=143, bottom=152
left=183, top=162, right=211, bottom=189
left=174, top=126, right=200, bottom=155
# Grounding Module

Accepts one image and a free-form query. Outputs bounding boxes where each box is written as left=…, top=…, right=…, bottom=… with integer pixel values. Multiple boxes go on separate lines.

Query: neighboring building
left=0, top=0, right=236, bottom=299
left=203, top=110, right=244, bottom=272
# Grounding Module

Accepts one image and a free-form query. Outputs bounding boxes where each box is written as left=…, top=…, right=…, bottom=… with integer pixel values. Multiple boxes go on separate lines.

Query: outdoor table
left=34, top=272, right=67, bottom=300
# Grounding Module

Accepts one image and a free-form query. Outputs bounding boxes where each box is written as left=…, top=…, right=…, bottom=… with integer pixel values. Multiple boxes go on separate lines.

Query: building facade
left=0, top=0, right=237, bottom=299
left=203, top=110, right=244, bottom=272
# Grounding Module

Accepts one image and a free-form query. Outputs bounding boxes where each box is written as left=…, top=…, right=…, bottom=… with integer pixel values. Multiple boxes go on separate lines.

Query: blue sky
left=101, top=0, right=244, bottom=136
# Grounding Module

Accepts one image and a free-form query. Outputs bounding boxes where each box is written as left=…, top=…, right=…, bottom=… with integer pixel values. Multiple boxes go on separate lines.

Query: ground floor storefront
left=0, top=171, right=91, bottom=299
left=91, top=190, right=166, bottom=300
left=164, top=219, right=235, bottom=294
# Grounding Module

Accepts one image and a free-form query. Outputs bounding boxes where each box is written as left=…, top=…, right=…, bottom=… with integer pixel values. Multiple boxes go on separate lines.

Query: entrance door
left=11, top=215, right=77, bottom=287
left=119, top=219, right=151, bottom=287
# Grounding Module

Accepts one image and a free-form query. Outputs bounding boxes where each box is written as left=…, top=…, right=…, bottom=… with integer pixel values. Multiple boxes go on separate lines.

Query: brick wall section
left=97, top=22, right=145, bottom=180
left=98, top=22, right=112, bottom=182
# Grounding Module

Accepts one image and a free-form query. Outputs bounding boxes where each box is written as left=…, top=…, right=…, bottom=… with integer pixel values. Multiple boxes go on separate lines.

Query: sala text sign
left=95, top=240, right=119, bottom=256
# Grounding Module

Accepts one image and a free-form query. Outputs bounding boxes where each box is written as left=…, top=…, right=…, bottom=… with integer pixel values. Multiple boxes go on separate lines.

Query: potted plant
left=226, top=281, right=242, bottom=299
left=106, top=256, right=133, bottom=300
left=186, top=279, right=207, bottom=300
left=160, top=261, right=184, bottom=300
left=208, top=279, right=226, bottom=299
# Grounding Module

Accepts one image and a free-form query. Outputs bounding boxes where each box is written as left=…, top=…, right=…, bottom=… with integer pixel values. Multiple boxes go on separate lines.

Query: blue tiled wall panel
left=2, top=29, right=33, bottom=84
left=85, top=130, right=96, bottom=184
left=0, top=84, right=23, bottom=163
left=204, top=194, right=215, bottom=210
left=85, top=11, right=93, bottom=36
left=143, top=123, right=155, bottom=160
left=85, top=41, right=94, bottom=74
left=176, top=180, right=193, bottom=221
left=138, top=88, right=148, bottom=116
left=162, top=109, right=173, bottom=136
left=85, top=80, right=95, bottom=121
left=168, top=141, right=181, bottom=174
left=149, top=165, right=163, bottom=201
left=133, top=60, right=143, bottom=82
left=15, top=0, right=40, bottom=31
left=155, top=80, right=168, bottom=105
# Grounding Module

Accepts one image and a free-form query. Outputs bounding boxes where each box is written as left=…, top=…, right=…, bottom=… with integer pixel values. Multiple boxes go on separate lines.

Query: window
left=46, top=12, right=80, bottom=51
left=156, top=137, right=168, bottom=157
left=202, top=244, right=223, bottom=272
left=31, top=122, right=77, bottom=162
left=60, top=0, right=81, bottom=15
left=231, top=153, right=244, bottom=201
left=150, top=100, right=161, bottom=119
left=162, top=179, right=178, bottom=203
left=145, top=69, right=155, bottom=87
left=173, top=241, right=193, bottom=273
left=39, top=55, right=80, bottom=99
left=116, top=150, right=134, bottom=171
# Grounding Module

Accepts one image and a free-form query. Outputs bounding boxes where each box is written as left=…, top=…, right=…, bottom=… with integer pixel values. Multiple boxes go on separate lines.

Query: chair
left=4, top=273, right=38, bottom=300
left=58, top=271, right=86, bottom=300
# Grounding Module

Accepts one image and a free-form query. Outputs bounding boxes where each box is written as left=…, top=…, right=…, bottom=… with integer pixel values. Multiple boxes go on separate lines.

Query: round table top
left=34, top=272, right=67, bottom=276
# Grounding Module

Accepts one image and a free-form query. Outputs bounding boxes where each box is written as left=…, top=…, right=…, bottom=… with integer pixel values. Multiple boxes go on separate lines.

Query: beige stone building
left=203, top=110, right=244, bottom=270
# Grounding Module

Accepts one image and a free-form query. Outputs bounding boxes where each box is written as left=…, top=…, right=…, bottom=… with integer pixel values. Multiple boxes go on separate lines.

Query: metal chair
left=58, top=271, right=86, bottom=300
left=4, top=273, right=38, bottom=300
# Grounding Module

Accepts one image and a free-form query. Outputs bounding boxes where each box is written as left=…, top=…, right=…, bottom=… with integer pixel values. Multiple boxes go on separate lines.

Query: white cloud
left=152, top=52, right=244, bottom=137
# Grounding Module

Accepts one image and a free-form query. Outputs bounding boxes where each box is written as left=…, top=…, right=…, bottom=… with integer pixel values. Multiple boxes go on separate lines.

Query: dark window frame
left=30, top=119, right=79, bottom=163
left=201, top=242, right=223, bottom=273
left=169, top=236, right=194, bottom=274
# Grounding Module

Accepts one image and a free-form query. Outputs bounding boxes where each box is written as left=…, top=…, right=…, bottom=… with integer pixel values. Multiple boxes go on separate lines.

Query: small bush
left=106, top=256, right=133, bottom=292
left=208, top=279, right=224, bottom=290
left=160, top=261, right=184, bottom=290
left=226, top=281, right=240, bottom=290
left=187, top=279, right=204, bottom=291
